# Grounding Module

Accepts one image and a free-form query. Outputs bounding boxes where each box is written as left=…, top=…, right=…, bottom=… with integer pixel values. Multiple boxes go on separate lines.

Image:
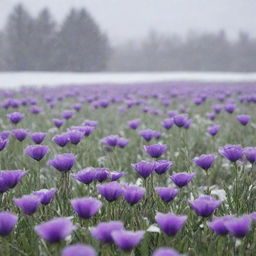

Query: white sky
left=1, top=0, right=256, bottom=44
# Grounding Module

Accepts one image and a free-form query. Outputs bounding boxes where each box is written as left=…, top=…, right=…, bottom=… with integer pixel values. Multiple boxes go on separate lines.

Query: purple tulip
left=30, top=132, right=47, bottom=144
left=0, top=170, right=28, bottom=189
left=117, top=138, right=129, bottom=148
left=189, top=196, right=222, bottom=217
left=110, top=171, right=126, bottom=181
left=131, top=161, right=155, bottom=179
left=62, top=244, right=96, bottom=256
left=128, top=119, right=140, bottom=130
left=33, top=188, right=57, bottom=205
left=155, top=213, right=187, bottom=236
left=144, top=144, right=167, bottom=158
left=52, top=119, right=65, bottom=128
left=237, top=115, right=251, bottom=126
left=161, top=119, right=174, bottom=130
left=155, top=160, right=173, bottom=175
left=61, top=110, right=74, bottom=120
left=72, top=168, right=95, bottom=184
left=94, top=168, right=110, bottom=182
left=100, top=135, right=119, bottom=147
left=67, top=130, right=84, bottom=145
left=0, top=137, right=8, bottom=151
left=224, top=104, right=235, bottom=114
left=48, top=153, right=76, bottom=172
left=7, top=112, right=24, bottom=124
left=173, top=115, right=187, bottom=127
left=170, top=172, right=195, bottom=187
left=193, top=154, right=216, bottom=171
left=0, top=211, right=18, bottom=236
left=219, top=145, right=243, bottom=162
left=71, top=197, right=102, bottom=219
left=155, top=187, right=179, bottom=203
left=207, top=124, right=221, bottom=136
left=153, top=248, right=181, bottom=256
left=24, top=145, right=49, bottom=161
left=97, top=182, right=123, bottom=202
left=73, top=103, right=82, bottom=112
left=213, top=105, right=222, bottom=114
left=52, top=133, right=70, bottom=147
left=244, top=147, right=256, bottom=164
left=83, top=126, right=95, bottom=136
left=83, top=120, right=98, bottom=127
left=207, top=215, right=233, bottom=235
left=139, top=129, right=160, bottom=142
left=207, top=113, right=216, bottom=121
left=224, top=216, right=251, bottom=238
left=91, top=221, right=124, bottom=243
left=14, top=194, right=41, bottom=215
left=12, top=129, right=28, bottom=141
left=112, top=230, right=144, bottom=251
left=124, top=185, right=145, bottom=205
left=35, top=217, right=76, bottom=243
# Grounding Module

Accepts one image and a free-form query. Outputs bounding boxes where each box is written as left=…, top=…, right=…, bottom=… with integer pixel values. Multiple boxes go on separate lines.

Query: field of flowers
left=0, top=82, right=256, bottom=256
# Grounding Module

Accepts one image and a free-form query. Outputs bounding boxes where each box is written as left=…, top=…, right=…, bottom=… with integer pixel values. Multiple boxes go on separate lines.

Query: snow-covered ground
left=0, top=72, right=256, bottom=88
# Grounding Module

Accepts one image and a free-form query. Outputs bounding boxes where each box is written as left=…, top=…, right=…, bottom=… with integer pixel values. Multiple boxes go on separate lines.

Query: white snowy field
left=0, top=72, right=256, bottom=88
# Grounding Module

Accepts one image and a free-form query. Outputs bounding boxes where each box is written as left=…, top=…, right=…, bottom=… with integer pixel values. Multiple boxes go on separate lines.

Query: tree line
left=0, top=4, right=256, bottom=72
left=0, top=4, right=110, bottom=71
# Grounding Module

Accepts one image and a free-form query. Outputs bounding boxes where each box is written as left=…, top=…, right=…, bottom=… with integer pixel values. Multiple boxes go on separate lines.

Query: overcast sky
left=1, top=0, right=256, bottom=44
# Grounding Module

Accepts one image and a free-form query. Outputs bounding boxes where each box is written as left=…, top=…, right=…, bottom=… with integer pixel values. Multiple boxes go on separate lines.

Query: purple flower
left=244, top=147, right=256, bottom=164
left=0, top=170, right=28, bottom=189
left=124, top=185, right=145, bottom=205
left=155, top=213, right=187, bottom=236
left=97, top=182, right=123, bottom=202
left=207, top=124, right=221, bottom=136
left=100, top=135, right=119, bottom=147
left=237, top=115, right=251, bottom=126
left=62, top=244, right=96, bottom=256
left=173, top=115, right=187, bottom=127
left=73, top=103, right=82, bottom=112
left=24, top=145, right=49, bottom=161
left=72, top=168, right=95, bottom=184
left=207, top=113, right=216, bottom=121
left=153, top=248, right=181, bottom=256
left=219, top=145, right=243, bottom=162
left=117, top=138, right=129, bottom=148
left=7, top=112, right=24, bottom=124
left=71, top=197, right=102, bottom=219
left=112, top=230, right=144, bottom=251
left=161, top=119, right=174, bottom=130
left=67, top=130, right=84, bottom=145
left=91, top=221, right=124, bottom=243
left=52, top=119, right=65, bottom=128
left=183, top=119, right=192, bottom=129
left=30, top=106, right=42, bottom=115
left=14, top=194, right=41, bottom=215
left=224, top=104, right=235, bottom=114
left=48, top=154, right=76, bottom=172
left=94, top=168, right=110, bottom=182
left=207, top=215, right=233, bottom=235
left=193, top=154, right=216, bottom=171
left=35, top=217, right=76, bottom=243
left=224, top=216, right=251, bottom=238
left=52, top=133, right=70, bottom=147
left=128, top=119, right=141, bottom=130
left=131, top=161, right=155, bottom=179
left=189, top=196, right=222, bottom=217
left=61, top=110, right=74, bottom=120
left=213, top=105, right=222, bottom=114
left=0, top=137, right=8, bottom=151
left=144, top=144, right=167, bottom=158
left=83, top=120, right=98, bottom=127
left=33, top=188, right=57, bottom=205
left=139, top=129, right=159, bottom=142
left=0, top=211, right=18, bottom=236
left=155, top=160, right=173, bottom=175
left=12, top=129, right=28, bottom=141
left=170, top=172, right=195, bottom=187
left=110, top=171, right=126, bottom=181
left=155, top=187, right=179, bottom=203
left=30, top=132, right=47, bottom=144
left=83, top=126, right=95, bottom=136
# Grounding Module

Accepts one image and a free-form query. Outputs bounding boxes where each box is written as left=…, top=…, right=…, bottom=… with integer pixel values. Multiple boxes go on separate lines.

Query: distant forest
left=0, top=4, right=256, bottom=72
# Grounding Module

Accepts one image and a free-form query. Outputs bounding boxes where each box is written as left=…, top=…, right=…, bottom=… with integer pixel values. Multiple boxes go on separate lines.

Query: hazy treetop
left=1, top=0, right=256, bottom=44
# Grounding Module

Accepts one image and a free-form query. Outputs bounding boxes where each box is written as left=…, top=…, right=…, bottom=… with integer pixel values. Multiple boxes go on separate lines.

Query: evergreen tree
left=5, top=4, right=34, bottom=70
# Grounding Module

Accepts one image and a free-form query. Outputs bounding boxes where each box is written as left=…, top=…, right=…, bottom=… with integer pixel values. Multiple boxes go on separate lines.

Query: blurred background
left=0, top=0, right=255, bottom=73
